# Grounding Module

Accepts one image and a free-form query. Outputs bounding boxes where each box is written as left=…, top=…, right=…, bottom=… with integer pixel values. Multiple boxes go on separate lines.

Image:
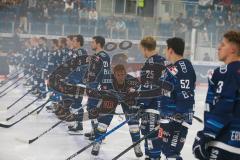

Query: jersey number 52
left=180, top=79, right=190, bottom=89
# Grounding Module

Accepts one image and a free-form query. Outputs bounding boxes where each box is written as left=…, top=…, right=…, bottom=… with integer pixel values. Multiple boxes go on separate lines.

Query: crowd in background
left=0, top=0, right=240, bottom=62
left=1, top=0, right=240, bottom=39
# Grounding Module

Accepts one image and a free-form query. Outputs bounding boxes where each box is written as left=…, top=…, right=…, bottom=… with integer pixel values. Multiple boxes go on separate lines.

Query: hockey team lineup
left=0, top=31, right=240, bottom=160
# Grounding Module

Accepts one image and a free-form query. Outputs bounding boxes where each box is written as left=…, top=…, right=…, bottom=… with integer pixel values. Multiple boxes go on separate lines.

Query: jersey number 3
left=216, top=81, right=223, bottom=93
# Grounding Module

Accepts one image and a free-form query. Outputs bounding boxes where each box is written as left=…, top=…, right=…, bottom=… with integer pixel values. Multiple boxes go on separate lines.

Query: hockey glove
left=192, top=130, right=213, bottom=160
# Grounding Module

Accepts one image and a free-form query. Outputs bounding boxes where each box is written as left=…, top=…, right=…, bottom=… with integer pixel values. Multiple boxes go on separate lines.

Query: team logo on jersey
left=219, top=64, right=227, bottom=74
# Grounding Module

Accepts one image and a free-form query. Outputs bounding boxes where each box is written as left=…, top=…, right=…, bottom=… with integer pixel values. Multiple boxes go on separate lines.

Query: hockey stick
left=35, top=98, right=50, bottom=115
left=0, top=78, right=26, bottom=98
left=6, top=85, right=37, bottom=110
left=193, top=115, right=203, bottom=123
left=0, top=82, right=20, bottom=96
left=65, top=111, right=141, bottom=160
left=26, top=104, right=87, bottom=144
left=0, top=74, right=26, bottom=95
left=6, top=96, right=41, bottom=121
left=113, top=116, right=203, bottom=159
left=0, top=71, right=23, bottom=88
left=0, top=70, right=23, bottom=87
left=0, top=102, right=47, bottom=128
left=82, top=111, right=137, bottom=121
left=112, top=125, right=160, bottom=160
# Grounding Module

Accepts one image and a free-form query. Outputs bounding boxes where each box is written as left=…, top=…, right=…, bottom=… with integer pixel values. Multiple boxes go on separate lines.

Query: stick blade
left=15, top=137, right=29, bottom=144
left=28, top=137, right=38, bottom=144
left=0, top=122, right=11, bottom=128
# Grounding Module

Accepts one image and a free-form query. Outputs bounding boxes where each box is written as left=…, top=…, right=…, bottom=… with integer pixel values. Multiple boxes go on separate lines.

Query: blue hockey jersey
left=159, top=59, right=196, bottom=123
left=204, top=61, right=240, bottom=150
left=138, top=54, right=166, bottom=112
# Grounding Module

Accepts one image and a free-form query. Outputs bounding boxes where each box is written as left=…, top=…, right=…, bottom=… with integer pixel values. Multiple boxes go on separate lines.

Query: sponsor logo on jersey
left=167, top=66, right=178, bottom=76
left=231, top=131, right=240, bottom=141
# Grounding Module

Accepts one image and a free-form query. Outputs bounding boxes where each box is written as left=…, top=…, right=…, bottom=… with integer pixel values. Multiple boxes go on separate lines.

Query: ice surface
left=0, top=83, right=207, bottom=160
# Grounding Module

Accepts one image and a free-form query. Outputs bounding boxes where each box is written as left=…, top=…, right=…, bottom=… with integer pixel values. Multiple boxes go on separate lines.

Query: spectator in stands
left=12, top=27, right=22, bottom=54
left=137, top=0, right=144, bottom=16
left=115, top=17, right=126, bottom=31
left=79, top=8, right=88, bottom=25
left=185, top=15, right=193, bottom=30
left=192, top=14, right=203, bottom=29
left=105, top=16, right=116, bottom=38
left=115, top=17, right=127, bottom=38
left=199, top=0, right=214, bottom=7
left=88, top=8, right=98, bottom=26
left=64, top=0, right=74, bottom=12
left=176, top=22, right=187, bottom=39
left=204, top=7, right=212, bottom=26
left=74, top=0, right=81, bottom=14
left=40, top=4, right=51, bottom=22
left=28, top=0, right=36, bottom=11
left=226, top=10, right=233, bottom=24
left=176, top=13, right=184, bottom=24
left=202, top=25, right=209, bottom=41
left=64, top=0, right=74, bottom=23
left=216, top=16, right=225, bottom=35
left=18, top=0, right=28, bottom=33
left=214, top=0, right=224, bottom=12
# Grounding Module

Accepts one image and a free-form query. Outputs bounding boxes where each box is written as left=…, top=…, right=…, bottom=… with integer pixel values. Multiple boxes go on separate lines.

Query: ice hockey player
left=82, top=36, right=113, bottom=156
left=192, top=30, right=240, bottom=160
left=158, top=37, right=196, bottom=160
left=138, top=36, right=166, bottom=160
left=65, top=35, right=88, bottom=135
left=112, top=64, right=143, bottom=157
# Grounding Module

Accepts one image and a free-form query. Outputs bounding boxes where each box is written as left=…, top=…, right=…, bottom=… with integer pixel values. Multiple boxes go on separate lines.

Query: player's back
left=174, top=59, right=196, bottom=110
